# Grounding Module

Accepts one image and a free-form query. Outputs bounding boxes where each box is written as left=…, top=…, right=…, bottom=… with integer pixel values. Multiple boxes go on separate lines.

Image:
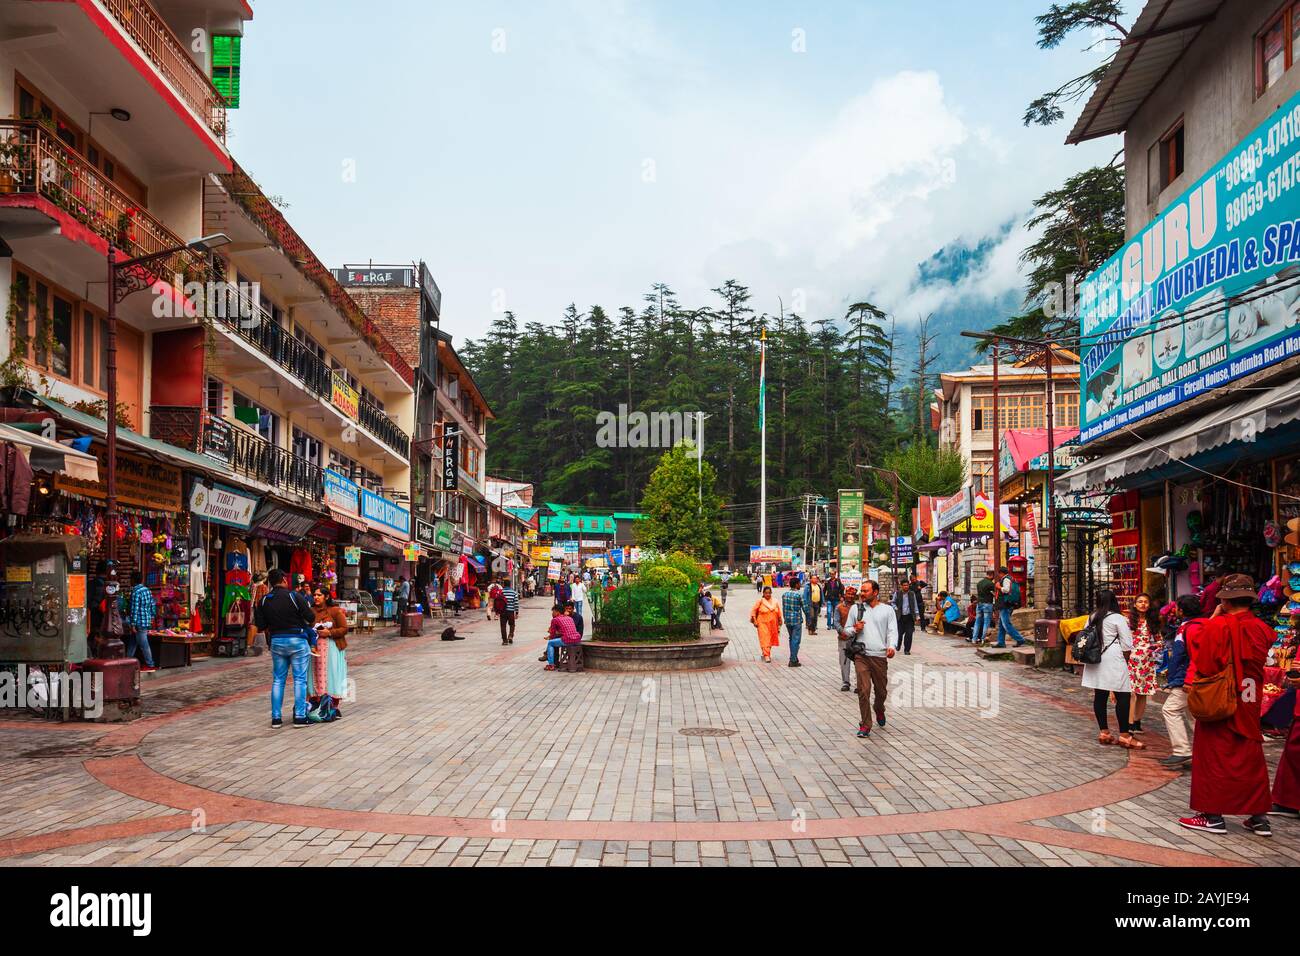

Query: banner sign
left=323, top=469, right=360, bottom=514
left=937, top=488, right=973, bottom=531
left=189, top=480, right=258, bottom=529
left=890, top=535, right=914, bottom=563
left=609, top=547, right=624, bottom=566
left=1078, top=89, right=1300, bottom=443
left=403, top=543, right=421, bottom=562
left=344, top=546, right=361, bottom=565
left=442, top=428, right=460, bottom=491
left=56, top=448, right=181, bottom=513
left=530, top=545, right=552, bottom=562
left=837, top=489, right=865, bottom=579
left=547, top=561, right=561, bottom=581
left=202, top=415, right=232, bottom=465
left=360, top=488, right=411, bottom=536
left=330, top=373, right=360, bottom=420
left=748, top=546, right=793, bottom=563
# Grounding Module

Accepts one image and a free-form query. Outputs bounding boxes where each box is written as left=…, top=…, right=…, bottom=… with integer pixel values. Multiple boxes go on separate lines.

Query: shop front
left=357, top=488, right=411, bottom=620
left=187, top=478, right=262, bottom=658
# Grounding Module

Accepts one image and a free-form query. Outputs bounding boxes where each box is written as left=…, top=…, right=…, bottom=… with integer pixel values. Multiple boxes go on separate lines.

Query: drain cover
left=678, top=727, right=737, bottom=737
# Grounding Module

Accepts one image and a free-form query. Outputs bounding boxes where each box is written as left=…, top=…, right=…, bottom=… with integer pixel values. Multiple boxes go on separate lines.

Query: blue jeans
left=827, top=602, right=840, bottom=630
left=270, top=636, right=311, bottom=720
left=996, top=607, right=1025, bottom=646
left=546, top=637, right=568, bottom=665
left=126, top=626, right=156, bottom=668
left=973, top=603, right=993, bottom=643
left=787, top=622, right=802, bottom=662
left=573, top=600, right=584, bottom=619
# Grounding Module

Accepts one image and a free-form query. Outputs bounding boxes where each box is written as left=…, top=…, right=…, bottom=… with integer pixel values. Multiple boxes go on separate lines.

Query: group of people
left=1080, top=572, right=1299, bottom=837
left=255, top=567, right=349, bottom=728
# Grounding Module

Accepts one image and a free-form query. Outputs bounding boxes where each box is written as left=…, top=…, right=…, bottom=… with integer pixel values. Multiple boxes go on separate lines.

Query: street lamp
left=104, top=233, right=230, bottom=569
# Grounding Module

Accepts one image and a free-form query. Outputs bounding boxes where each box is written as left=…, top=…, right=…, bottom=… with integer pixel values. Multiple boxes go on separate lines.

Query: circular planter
left=580, top=633, right=729, bottom=672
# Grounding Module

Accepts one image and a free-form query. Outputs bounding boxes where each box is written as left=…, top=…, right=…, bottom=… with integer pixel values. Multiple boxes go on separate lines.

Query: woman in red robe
left=1178, top=574, right=1274, bottom=836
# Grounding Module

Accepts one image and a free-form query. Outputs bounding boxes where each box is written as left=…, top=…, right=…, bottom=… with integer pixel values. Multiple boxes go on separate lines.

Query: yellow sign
left=950, top=498, right=1012, bottom=533
left=530, top=545, right=551, bottom=562
left=5, top=565, right=32, bottom=583
left=331, top=373, right=360, bottom=420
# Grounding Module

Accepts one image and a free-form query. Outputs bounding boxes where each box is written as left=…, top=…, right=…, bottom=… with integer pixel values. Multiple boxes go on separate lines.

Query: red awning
left=327, top=508, right=369, bottom=533
left=1002, top=427, right=1080, bottom=474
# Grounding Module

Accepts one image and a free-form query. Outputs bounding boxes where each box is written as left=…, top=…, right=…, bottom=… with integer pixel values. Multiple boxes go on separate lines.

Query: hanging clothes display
left=222, top=536, right=253, bottom=631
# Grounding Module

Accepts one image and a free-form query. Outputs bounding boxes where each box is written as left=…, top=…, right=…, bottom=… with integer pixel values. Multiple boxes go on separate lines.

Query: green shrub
left=640, top=565, right=690, bottom=589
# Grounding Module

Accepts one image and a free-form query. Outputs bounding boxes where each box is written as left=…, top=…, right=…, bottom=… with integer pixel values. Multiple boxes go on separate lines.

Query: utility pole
left=759, top=326, right=767, bottom=548
left=991, top=341, right=1002, bottom=576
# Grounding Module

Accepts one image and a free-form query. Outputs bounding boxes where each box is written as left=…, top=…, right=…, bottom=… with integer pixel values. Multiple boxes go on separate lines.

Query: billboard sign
left=837, top=489, right=865, bottom=581
left=1078, top=90, right=1300, bottom=443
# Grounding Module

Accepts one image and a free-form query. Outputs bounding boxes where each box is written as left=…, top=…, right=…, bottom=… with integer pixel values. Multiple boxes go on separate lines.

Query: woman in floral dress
left=1126, top=592, right=1161, bottom=732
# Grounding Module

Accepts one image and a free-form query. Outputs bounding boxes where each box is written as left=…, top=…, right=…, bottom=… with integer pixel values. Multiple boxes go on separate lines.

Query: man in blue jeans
left=781, top=584, right=807, bottom=667
left=972, top=569, right=996, bottom=644
left=125, top=574, right=158, bottom=673
left=994, top=566, right=1027, bottom=648
left=254, top=568, right=318, bottom=728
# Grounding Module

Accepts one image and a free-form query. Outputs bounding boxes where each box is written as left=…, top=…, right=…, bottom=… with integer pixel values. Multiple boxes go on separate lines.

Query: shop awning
left=326, top=508, right=369, bottom=533
left=1001, top=427, right=1081, bottom=474
left=465, top=555, right=487, bottom=573
left=0, top=422, right=99, bottom=481
left=31, top=396, right=233, bottom=477
left=1061, top=379, right=1300, bottom=493
left=250, top=500, right=325, bottom=542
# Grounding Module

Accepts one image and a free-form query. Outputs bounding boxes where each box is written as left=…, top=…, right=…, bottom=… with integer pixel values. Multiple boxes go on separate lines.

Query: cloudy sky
left=230, top=0, right=1123, bottom=343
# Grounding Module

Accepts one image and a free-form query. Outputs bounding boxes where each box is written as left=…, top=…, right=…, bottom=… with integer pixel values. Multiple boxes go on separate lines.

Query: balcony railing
left=150, top=406, right=324, bottom=501
left=100, top=0, right=228, bottom=142
left=210, top=288, right=411, bottom=459
left=0, top=120, right=206, bottom=281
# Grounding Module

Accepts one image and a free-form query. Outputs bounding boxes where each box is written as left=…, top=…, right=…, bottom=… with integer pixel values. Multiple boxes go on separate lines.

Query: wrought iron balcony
left=210, top=288, right=411, bottom=459
left=0, top=119, right=206, bottom=280
left=100, top=0, right=228, bottom=142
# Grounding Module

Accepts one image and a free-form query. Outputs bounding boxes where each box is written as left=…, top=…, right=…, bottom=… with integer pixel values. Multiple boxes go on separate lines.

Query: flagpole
left=759, top=327, right=767, bottom=548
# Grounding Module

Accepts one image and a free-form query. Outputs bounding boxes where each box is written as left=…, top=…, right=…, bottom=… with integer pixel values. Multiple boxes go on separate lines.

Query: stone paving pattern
left=1, top=593, right=1297, bottom=866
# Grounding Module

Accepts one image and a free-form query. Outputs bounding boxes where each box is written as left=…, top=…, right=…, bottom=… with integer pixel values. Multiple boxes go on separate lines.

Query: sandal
left=1098, top=730, right=1115, bottom=746
left=1117, top=733, right=1145, bottom=749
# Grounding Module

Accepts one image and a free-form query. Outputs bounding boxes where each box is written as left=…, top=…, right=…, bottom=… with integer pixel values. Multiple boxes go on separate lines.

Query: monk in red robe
left=1178, top=574, right=1274, bottom=837
left=1269, top=670, right=1300, bottom=818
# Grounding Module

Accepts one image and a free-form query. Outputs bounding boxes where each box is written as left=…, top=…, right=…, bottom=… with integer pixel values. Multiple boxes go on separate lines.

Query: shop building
left=1061, top=0, right=1300, bottom=648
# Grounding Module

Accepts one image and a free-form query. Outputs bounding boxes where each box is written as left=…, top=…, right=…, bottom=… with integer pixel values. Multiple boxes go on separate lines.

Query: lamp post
left=104, top=234, right=229, bottom=569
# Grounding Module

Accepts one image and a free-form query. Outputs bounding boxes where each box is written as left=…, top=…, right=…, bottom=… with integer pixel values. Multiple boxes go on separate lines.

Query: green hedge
left=593, top=584, right=700, bottom=642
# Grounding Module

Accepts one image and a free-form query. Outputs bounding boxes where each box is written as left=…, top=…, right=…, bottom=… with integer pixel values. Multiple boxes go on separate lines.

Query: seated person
left=543, top=603, right=582, bottom=670
left=700, top=589, right=722, bottom=630
left=938, top=590, right=968, bottom=636
left=566, top=599, right=584, bottom=638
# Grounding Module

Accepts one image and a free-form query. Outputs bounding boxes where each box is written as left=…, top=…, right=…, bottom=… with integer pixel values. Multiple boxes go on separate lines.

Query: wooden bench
left=556, top=643, right=585, bottom=673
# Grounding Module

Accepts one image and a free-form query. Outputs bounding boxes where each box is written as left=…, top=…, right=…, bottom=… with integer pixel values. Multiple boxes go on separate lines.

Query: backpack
left=1070, top=623, right=1104, bottom=664
left=492, top=592, right=508, bottom=614
left=1002, top=577, right=1021, bottom=608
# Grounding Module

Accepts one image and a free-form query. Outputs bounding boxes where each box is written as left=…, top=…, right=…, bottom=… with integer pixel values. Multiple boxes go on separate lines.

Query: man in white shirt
left=570, top=577, right=588, bottom=622
left=840, top=579, right=898, bottom=738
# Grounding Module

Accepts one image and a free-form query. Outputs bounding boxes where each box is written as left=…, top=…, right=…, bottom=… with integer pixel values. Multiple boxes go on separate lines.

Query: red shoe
left=543, top=664, right=557, bottom=671
left=1177, top=813, right=1226, bottom=834
left=140, top=666, right=157, bottom=674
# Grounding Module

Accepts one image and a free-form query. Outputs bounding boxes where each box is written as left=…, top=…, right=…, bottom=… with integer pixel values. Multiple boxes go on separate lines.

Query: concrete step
left=975, top=645, right=1016, bottom=662
left=1011, top=645, right=1037, bottom=666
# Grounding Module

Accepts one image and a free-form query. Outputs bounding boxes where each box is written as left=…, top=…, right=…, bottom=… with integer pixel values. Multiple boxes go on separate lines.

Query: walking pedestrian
left=570, top=575, right=587, bottom=623
left=1081, top=589, right=1140, bottom=749
left=307, top=586, right=349, bottom=723
left=993, top=566, right=1027, bottom=648
left=1178, top=574, right=1274, bottom=837
left=891, top=578, right=923, bottom=655
left=824, top=572, right=844, bottom=632
left=781, top=583, right=808, bottom=667
left=972, top=569, right=995, bottom=644
left=255, top=568, right=317, bottom=729
left=1126, top=592, right=1161, bottom=733
left=911, top=574, right=928, bottom=632
left=834, top=584, right=858, bottom=692
left=802, top=573, right=822, bottom=635
left=125, top=573, right=158, bottom=674
left=496, top=578, right=519, bottom=644
left=840, top=580, right=898, bottom=738
left=750, top=585, right=782, bottom=663
left=1159, top=594, right=1204, bottom=769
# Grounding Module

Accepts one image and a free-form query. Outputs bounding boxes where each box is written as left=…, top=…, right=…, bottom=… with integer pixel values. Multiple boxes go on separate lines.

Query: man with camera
left=840, top=579, right=898, bottom=738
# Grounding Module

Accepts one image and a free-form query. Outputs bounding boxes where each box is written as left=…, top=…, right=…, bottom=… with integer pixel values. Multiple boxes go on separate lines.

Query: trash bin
left=400, top=612, right=424, bottom=637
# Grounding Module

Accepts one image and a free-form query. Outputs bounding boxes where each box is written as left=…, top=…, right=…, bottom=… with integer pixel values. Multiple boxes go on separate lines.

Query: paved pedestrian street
left=2, top=595, right=1297, bottom=868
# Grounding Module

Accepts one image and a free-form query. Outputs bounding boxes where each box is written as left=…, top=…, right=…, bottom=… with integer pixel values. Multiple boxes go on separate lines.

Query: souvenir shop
left=186, top=478, right=263, bottom=657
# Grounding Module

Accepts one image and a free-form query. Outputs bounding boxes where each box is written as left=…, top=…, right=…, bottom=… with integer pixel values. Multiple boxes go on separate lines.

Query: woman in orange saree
left=750, top=585, right=782, bottom=663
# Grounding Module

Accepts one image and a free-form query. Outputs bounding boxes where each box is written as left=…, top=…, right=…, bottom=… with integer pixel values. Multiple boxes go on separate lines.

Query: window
left=292, top=426, right=322, bottom=466
left=971, top=457, right=994, bottom=497
left=1054, top=389, right=1079, bottom=428
left=1156, top=120, right=1184, bottom=195
left=13, top=266, right=104, bottom=394
left=205, top=378, right=224, bottom=418
left=1257, top=4, right=1299, bottom=96
left=233, top=391, right=277, bottom=444
left=211, top=34, right=242, bottom=108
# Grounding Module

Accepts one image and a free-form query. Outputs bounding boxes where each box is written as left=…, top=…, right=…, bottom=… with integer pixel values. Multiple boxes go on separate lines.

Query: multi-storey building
left=0, top=0, right=418, bottom=654
left=1060, top=0, right=1300, bottom=608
